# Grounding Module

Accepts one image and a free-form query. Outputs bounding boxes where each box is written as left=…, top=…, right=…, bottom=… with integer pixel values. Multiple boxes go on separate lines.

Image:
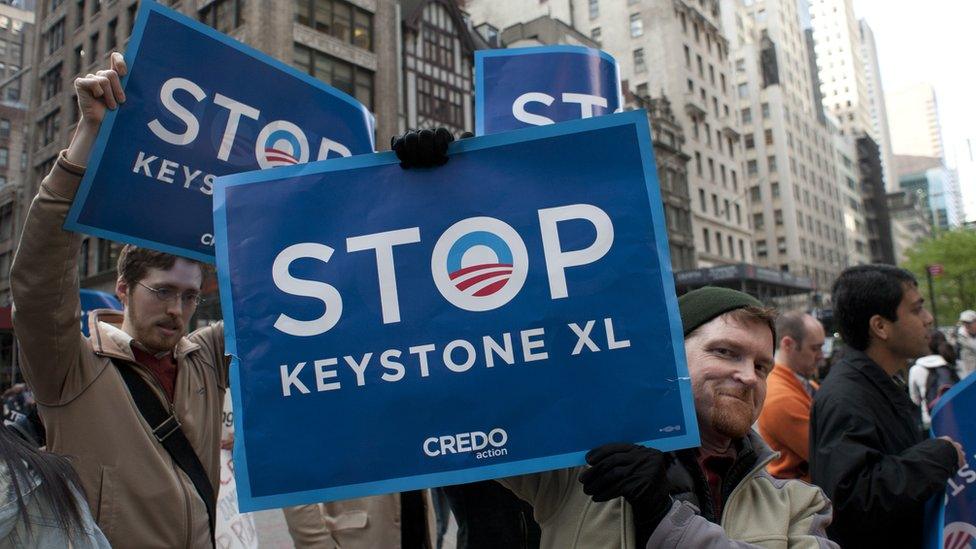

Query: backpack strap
left=111, top=358, right=216, bottom=547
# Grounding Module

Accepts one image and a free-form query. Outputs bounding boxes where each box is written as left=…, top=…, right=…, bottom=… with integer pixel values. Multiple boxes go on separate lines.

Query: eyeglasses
left=137, top=282, right=205, bottom=306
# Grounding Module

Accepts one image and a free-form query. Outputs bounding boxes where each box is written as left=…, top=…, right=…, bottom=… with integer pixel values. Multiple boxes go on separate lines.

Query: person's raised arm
left=10, top=52, right=127, bottom=404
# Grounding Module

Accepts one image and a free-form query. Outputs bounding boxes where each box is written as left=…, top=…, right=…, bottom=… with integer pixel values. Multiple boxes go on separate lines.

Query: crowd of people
left=0, top=53, right=970, bottom=548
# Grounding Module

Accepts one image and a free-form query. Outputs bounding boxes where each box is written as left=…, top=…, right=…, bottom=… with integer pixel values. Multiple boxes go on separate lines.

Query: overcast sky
left=853, top=0, right=976, bottom=221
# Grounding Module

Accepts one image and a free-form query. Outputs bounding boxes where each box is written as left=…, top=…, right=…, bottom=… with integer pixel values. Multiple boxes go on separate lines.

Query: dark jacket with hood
left=810, top=349, right=959, bottom=548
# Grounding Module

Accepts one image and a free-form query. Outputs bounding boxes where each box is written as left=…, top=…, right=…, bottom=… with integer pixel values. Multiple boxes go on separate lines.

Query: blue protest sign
left=64, top=0, right=375, bottom=263
left=926, top=375, right=976, bottom=548
left=79, top=289, right=122, bottom=337
left=215, top=110, right=698, bottom=511
left=475, top=45, right=623, bottom=135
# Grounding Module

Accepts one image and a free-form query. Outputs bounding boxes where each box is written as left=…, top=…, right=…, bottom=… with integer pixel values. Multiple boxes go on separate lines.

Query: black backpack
left=925, top=365, right=960, bottom=411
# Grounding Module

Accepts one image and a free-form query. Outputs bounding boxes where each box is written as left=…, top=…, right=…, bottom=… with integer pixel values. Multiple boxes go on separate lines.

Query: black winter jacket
left=810, top=349, right=958, bottom=548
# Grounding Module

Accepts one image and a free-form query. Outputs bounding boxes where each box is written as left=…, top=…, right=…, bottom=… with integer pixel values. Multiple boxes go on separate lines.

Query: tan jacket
left=499, top=432, right=836, bottom=548
left=283, top=493, right=439, bottom=549
left=10, top=152, right=228, bottom=548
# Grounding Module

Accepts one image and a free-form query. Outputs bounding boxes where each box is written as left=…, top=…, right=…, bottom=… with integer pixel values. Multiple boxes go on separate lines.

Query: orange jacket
left=758, top=363, right=818, bottom=482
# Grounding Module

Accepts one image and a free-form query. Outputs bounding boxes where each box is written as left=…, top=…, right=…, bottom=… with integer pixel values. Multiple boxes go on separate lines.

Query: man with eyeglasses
left=9, top=53, right=227, bottom=548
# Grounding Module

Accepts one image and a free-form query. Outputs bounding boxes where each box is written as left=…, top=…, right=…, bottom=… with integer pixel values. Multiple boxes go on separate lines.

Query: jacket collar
left=837, top=348, right=909, bottom=403
left=88, top=309, right=201, bottom=361
left=835, top=348, right=920, bottom=429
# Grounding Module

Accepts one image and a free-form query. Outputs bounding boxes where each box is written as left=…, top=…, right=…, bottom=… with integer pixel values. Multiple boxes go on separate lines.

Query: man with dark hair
left=757, top=311, right=824, bottom=481
left=499, top=287, right=837, bottom=548
left=810, top=265, right=965, bottom=548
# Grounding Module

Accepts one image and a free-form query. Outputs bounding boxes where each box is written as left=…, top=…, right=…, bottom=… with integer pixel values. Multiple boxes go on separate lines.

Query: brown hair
left=116, top=244, right=210, bottom=290
left=724, top=305, right=779, bottom=343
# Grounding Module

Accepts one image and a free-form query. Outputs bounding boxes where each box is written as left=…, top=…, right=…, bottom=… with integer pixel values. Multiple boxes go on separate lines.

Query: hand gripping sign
left=214, top=111, right=699, bottom=511
left=475, top=45, right=624, bottom=135
left=925, top=376, right=976, bottom=548
left=64, top=0, right=375, bottom=263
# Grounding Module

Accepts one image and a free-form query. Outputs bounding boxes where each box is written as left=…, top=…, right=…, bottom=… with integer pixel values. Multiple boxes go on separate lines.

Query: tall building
left=834, top=131, right=869, bottom=266
left=467, top=2, right=699, bottom=271
left=887, top=83, right=945, bottom=160
left=721, top=0, right=847, bottom=292
left=886, top=189, right=930, bottom=264
left=857, top=135, right=895, bottom=264
left=857, top=19, right=895, bottom=190
left=26, top=0, right=479, bottom=310
left=896, top=154, right=962, bottom=231
left=467, top=0, right=752, bottom=268
left=807, top=0, right=871, bottom=140
left=628, top=92, right=697, bottom=271
left=0, top=1, right=32, bottom=385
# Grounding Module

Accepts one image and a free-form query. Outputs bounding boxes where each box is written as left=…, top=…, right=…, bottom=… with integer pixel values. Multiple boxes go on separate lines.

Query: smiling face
left=117, top=259, right=203, bottom=353
left=685, top=311, right=775, bottom=442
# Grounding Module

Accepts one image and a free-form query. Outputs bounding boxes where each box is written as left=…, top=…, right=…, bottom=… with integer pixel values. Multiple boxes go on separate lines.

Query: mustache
left=716, top=388, right=754, bottom=402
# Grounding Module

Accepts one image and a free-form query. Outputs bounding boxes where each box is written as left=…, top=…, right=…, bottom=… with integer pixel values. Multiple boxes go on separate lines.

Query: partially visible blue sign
left=926, top=374, right=976, bottom=548
left=475, top=45, right=623, bottom=135
left=214, top=111, right=698, bottom=512
left=80, top=289, right=122, bottom=337
left=65, top=0, right=375, bottom=263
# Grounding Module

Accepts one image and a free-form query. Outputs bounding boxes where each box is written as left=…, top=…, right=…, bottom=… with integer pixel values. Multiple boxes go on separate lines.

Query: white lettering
left=280, top=363, right=310, bottom=397
left=148, top=77, right=206, bottom=145
left=213, top=93, right=261, bottom=161
left=538, top=204, right=615, bottom=299
left=521, top=328, right=548, bottom=362
left=346, top=228, right=421, bottom=324
left=272, top=243, right=343, bottom=337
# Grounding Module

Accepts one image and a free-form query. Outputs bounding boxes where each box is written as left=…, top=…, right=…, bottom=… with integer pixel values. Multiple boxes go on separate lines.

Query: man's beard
left=708, top=393, right=755, bottom=439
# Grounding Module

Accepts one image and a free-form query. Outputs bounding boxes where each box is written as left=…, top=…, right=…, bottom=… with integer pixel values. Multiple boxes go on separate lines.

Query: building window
left=39, top=109, right=62, bottom=147
left=764, top=128, right=773, bottom=145
left=629, top=13, right=643, bottom=37
left=703, top=228, right=711, bottom=253
left=753, top=213, right=764, bottom=230
left=747, top=159, right=758, bottom=175
left=744, top=134, right=754, bottom=149
left=200, top=0, right=246, bottom=34
left=741, top=107, right=751, bottom=124
left=97, top=238, right=117, bottom=273
left=761, top=102, right=770, bottom=118
left=588, top=0, right=598, bottom=20
left=683, top=45, right=690, bottom=67
left=42, top=63, right=63, bottom=101
left=75, top=0, right=85, bottom=29
left=89, top=31, right=99, bottom=62
left=91, top=0, right=100, bottom=16
left=107, top=17, right=118, bottom=51
left=0, top=148, right=9, bottom=169
left=633, top=48, right=645, bottom=72
left=127, top=2, right=138, bottom=35
left=44, top=17, right=66, bottom=56
left=0, top=119, right=9, bottom=138
left=774, top=209, right=783, bottom=225
left=294, top=44, right=374, bottom=109
left=0, top=203, right=12, bottom=241
left=771, top=182, right=780, bottom=197
left=416, top=75, right=464, bottom=129
left=591, top=27, right=601, bottom=45
left=767, top=155, right=777, bottom=173
left=421, top=14, right=453, bottom=70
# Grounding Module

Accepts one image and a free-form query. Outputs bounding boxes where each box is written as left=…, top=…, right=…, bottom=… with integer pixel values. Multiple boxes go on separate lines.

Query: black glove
left=579, top=443, right=672, bottom=546
left=390, top=127, right=455, bottom=168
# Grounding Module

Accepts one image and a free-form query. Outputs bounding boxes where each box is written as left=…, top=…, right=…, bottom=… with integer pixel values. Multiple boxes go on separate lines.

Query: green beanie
left=678, top=286, right=765, bottom=336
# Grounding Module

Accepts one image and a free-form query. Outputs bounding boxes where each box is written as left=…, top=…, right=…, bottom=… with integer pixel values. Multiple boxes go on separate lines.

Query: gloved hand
left=579, top=443, right=672, bottom=546
left=390, top=127, right=455, bottom=168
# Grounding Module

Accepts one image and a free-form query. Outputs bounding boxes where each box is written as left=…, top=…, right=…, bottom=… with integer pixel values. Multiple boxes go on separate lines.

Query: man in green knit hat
left=497, top=286, right=838, bottom=548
